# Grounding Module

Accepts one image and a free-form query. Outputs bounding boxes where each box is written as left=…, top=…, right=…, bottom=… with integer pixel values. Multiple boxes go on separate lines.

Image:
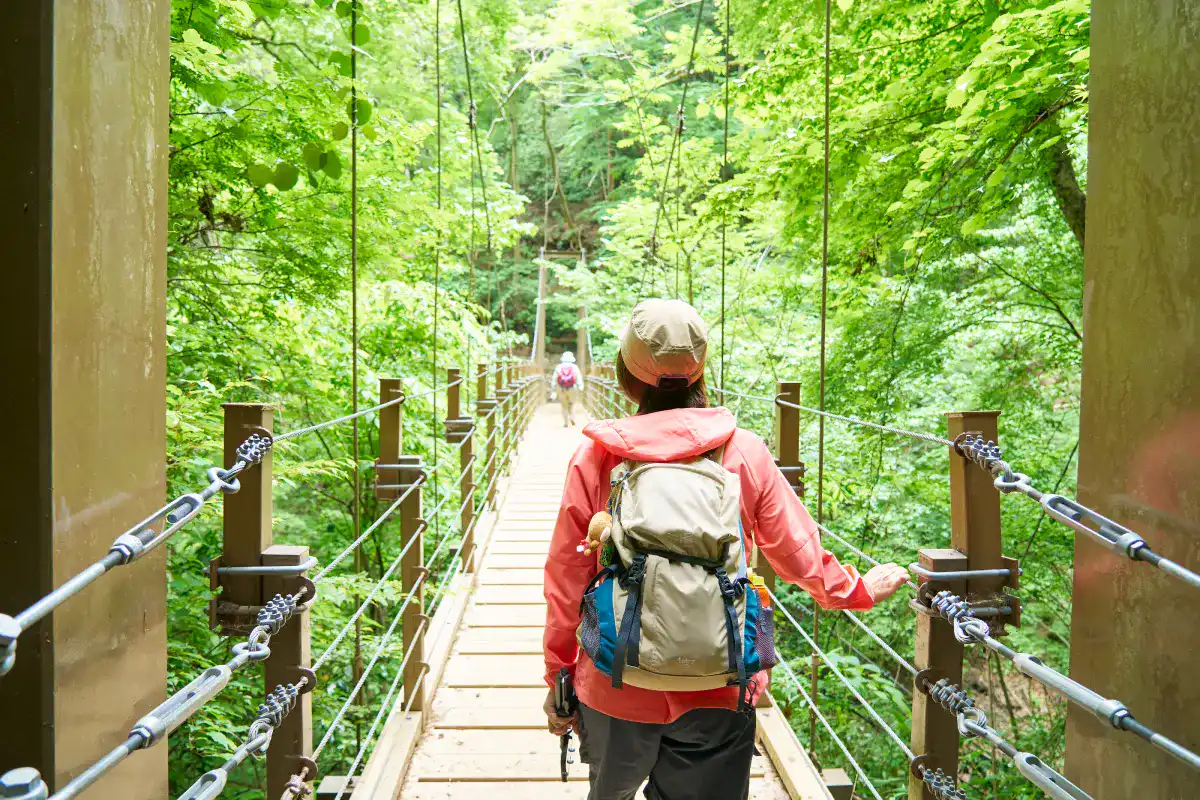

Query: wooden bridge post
left=771, top=381, right=806, bottom=717
left=909, top=411, right=1014, bottom=799
left=495, top=365, right=512, bottom=480
left=263, top=545, right=313, bottom=800
left=446, top=368, right=477, bottom=572
left=214, top=404, right=314, bottom=799
left=375, top=379, right=405, bottom=501
left=477, top=363, right=498, bottom=511
left=218, top=403, right=275, bottom=613
left=397, top=455, right=427, bottom=713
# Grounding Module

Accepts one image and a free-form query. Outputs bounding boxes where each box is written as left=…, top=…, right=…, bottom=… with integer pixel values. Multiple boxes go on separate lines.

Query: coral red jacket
left=542, top=407, right=874, bottom=724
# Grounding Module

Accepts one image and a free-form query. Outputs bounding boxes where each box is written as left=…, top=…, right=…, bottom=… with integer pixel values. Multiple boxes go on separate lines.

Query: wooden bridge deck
left=351, top=403, right=833, bottom=800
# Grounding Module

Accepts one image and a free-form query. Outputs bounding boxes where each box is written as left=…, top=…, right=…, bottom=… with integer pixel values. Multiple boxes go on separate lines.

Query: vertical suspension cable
left=432, top=0, right=442, bottom=526
left=719, top=0, right=731, bottom=392
left=649, top=0, right=707, bottom=258
left=812, top=0, right=834, bottom=759
left=349, top=0, right=364, bottom=712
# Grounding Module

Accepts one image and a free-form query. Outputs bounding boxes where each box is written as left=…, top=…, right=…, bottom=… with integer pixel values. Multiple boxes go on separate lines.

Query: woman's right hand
left=863, top=563, right=910, bottom=603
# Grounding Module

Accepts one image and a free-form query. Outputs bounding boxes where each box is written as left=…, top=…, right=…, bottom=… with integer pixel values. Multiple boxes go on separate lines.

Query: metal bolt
left=0, top=767, right=49, bottom=800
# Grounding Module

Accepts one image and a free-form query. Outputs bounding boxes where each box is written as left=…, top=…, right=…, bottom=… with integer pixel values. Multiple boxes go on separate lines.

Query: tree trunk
left=1047, top=137, right=1086, bottom=251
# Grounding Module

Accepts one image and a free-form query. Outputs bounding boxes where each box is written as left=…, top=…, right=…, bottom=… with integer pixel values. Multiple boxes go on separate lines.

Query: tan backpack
left=577, top=446, right=776, bottom=707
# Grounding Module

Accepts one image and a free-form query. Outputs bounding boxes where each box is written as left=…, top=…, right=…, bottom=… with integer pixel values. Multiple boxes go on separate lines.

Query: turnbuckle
left=109, top=493, right=207, bottom=565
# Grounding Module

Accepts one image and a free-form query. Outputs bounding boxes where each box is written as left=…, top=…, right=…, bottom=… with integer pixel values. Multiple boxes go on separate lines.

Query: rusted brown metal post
left=477, top=363, right=497, bottom=510
left=397, top=455, right=427, bottom=713
left=909, top=411, right=1013, bottom=799
left=765, top=381, right=805, bottom=713
left=263, top=545, right=313, bottom=800
left=946, top=412, right=1013, bottom=604
left=446, top=368, right=477, bottom=572
left=495, top=366, right=513, bottom=479
left=216, top=405, right=313, bottom=798
left=375, top=379, right=404, bottom=501
left=219, top=403, right=274, bottom=615
left=908, top=549, right=967, bottom=800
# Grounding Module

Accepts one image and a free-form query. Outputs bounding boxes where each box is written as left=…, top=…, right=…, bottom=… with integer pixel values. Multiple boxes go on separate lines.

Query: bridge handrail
left=580, top=368, right=1200, bottom=798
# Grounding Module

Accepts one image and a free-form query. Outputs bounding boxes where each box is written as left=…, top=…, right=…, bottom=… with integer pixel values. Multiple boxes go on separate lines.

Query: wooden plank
left=456, top=626, right=543, bottom=654
left=443, top=654, right=545, bottom=688
left=464, top=605, right=547, bottom=627
left=492, top=529, right=554, bottom=542
left=756, top=697, right=835, bottom=800
left=486, top=541, right=552, bottom=554
left=414, top=754, right=769, bottom=782
left=475, top=585, right=545, bottom=605
left=402, top=779, right=788, bottom=799
left=480, top=552, right=548, bottom=569
left=479, top=568, right=545, bottom=585
left=431, top=704, right=547, bottom=730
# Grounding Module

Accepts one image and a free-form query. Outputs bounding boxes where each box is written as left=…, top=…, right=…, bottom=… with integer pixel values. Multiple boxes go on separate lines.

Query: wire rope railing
left=1, top=359, right=540, bottom=800
left=582, top=359, right=1199, bottom=797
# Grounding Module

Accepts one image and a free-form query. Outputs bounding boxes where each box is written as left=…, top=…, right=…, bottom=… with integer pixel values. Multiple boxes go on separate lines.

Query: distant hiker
left=553, top=351, right=583, bottom=428
left=541, top=299, right=910, bottom=800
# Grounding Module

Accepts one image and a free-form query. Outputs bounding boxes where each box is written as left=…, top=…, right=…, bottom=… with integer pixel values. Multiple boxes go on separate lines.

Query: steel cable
left=927, top=590, right=1200, bottom=772
left=312, top=576, right=425, bottom=760
left=0, top=437, right=267, bottom=678
left=649, top=0, right=708, bottom=255
left=324, top=616, right=428, bottom=800
left=313, top=478, right=424, bottom=584
left=312, top=533, right=420, bottom=673
left=770, top=588, right=917, bottom=762
left=771, top=657, right=885, bottom=800
left=24, top=591, right=300, bottom=800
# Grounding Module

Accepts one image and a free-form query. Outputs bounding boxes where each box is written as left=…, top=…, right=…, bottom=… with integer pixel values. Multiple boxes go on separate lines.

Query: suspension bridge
left=2, top=351, right=1198, bottom=800
left=4, top=0, right=1199, bottom=796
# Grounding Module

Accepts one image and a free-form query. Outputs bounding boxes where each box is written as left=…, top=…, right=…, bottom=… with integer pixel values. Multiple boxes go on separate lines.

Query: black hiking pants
left=577, top=704, right=756, bottom=800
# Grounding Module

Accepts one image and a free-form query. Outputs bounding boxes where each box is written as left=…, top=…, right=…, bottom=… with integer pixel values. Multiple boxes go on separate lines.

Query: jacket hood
left=582, top=407, right=736, bottom=462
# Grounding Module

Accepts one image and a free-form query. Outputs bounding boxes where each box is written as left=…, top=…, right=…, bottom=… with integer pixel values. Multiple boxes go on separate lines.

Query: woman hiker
left=553, top=351, right=584, bottom=428
left=541, top=299, right=910, bottom=800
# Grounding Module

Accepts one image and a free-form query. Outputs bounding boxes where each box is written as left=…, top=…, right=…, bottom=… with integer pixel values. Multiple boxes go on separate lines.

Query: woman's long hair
left=615, top=352, right=709, bottom=415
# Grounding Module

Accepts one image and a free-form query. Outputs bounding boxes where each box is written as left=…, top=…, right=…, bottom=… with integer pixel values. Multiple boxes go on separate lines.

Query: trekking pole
left=554, top=667, right=578, bottom=782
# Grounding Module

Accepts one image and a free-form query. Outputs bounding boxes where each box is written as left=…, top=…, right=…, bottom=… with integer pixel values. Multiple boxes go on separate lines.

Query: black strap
left=633, top=546, right=726, bottom=570
left=578, top=564, right=618, bottom=615
left=715, top=568, right=748, bottom=712
left=611, top=555, right=647, bottom=689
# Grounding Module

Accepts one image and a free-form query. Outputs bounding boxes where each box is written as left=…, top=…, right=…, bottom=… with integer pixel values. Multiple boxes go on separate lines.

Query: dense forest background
left=167, top=0, right=1088, bottom=796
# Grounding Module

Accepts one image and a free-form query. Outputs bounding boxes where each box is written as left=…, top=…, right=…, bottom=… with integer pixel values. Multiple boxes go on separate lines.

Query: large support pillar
left=534, top=260, right=548, bottom=369
left=577, top=306, right=590, bottom=375
left=1066, top=2, right=1200, bottom=795
left=0, top=0, right=169, bottom=795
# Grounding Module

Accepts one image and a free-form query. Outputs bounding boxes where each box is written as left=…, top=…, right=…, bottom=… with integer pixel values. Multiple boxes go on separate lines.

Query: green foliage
left=166, top=0, right=1087, bottom=795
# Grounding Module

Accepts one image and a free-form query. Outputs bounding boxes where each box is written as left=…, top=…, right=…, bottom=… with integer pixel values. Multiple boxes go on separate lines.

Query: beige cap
left=620, top=299, right=708, bottom=387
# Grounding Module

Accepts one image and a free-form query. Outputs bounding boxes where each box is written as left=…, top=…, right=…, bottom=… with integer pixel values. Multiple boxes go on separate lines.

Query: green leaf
left=246, top=163, right=273, bottom=188
left=836, top=0, right=853, bottom=10
left=329, top=52, right=352, bottom=77
left=272, top=162, right=300, bottom=190
left=362, top=125, right=378, bottom=142
left=946, top=88, right=967, bottom=108
left=322, top=150, right=343, bottom=179
left=348, top=98, right=372, bottom=125
left=332, top=121, right=349, bottom=140
left=314, top=0, right=334, bottom=6
left=336, top=1, right=353, bottom=17
left=302, top=143, right=324, bottom=171
left=961, top=215, right=986, bottom=235
left=1070, top=46, right=1089, bottom=64
left=353, top=25, right=371, bottom=45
